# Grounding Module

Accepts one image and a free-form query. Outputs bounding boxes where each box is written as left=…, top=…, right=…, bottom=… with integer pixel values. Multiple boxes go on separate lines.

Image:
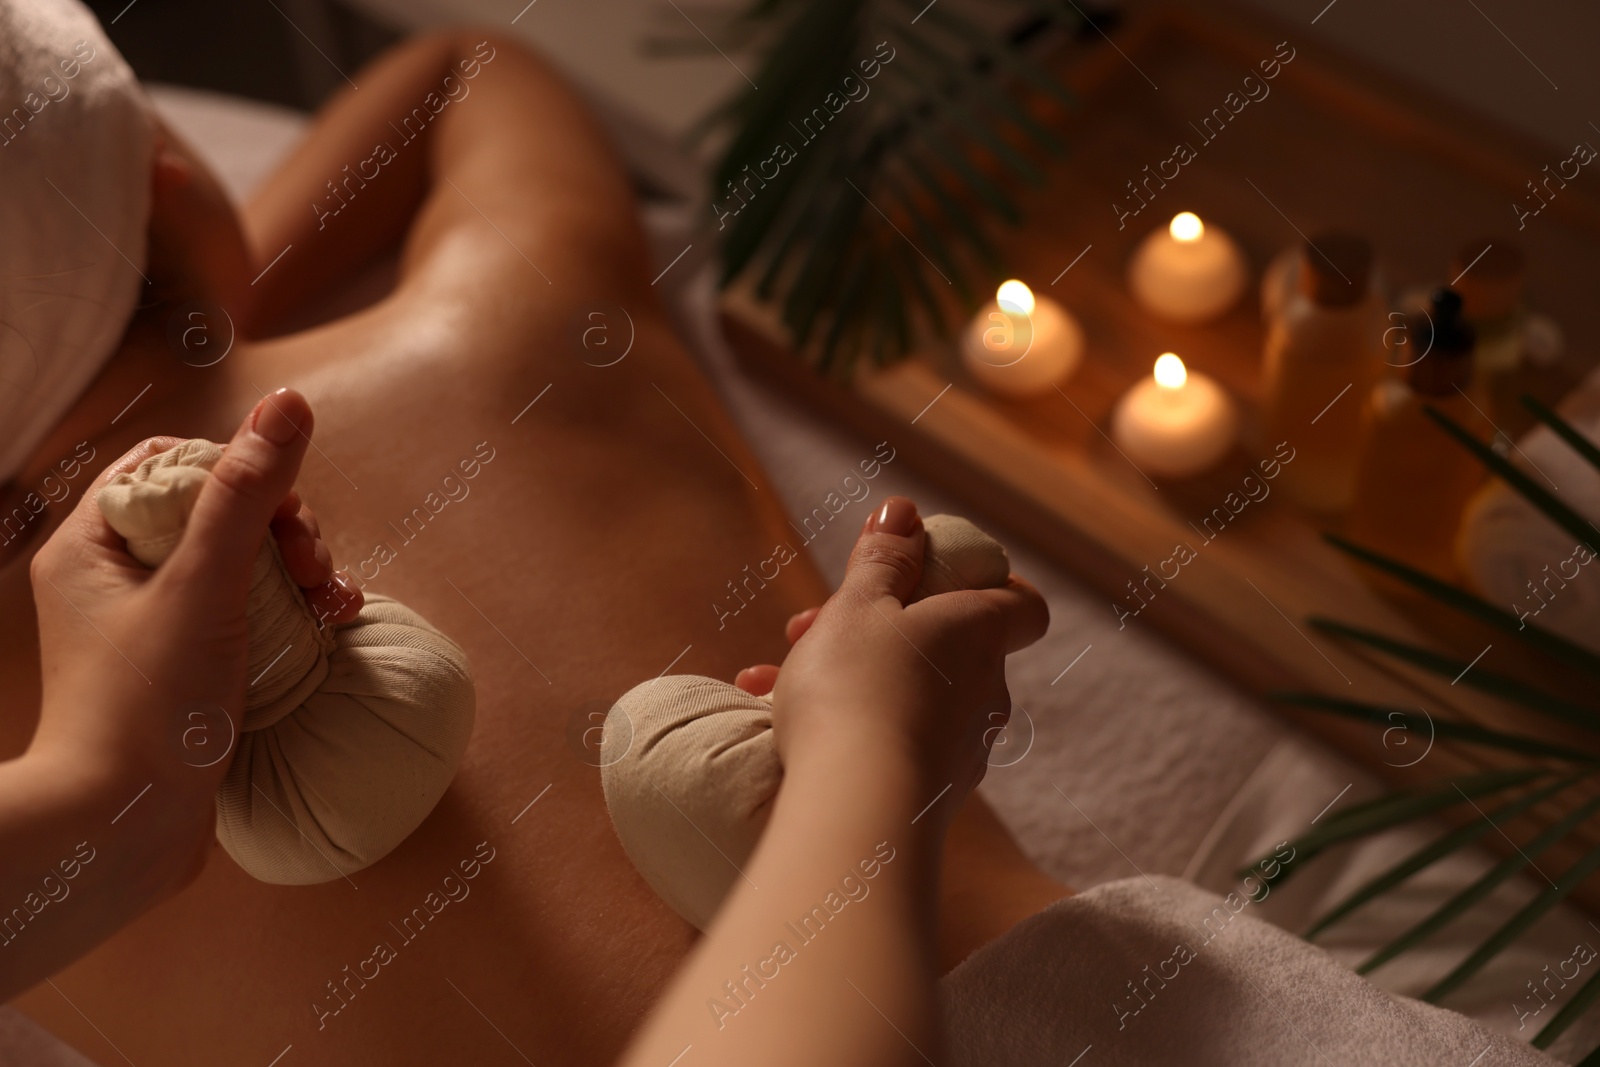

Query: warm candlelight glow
left=1154, top=352, right=1187, bottom=390
left=996, top=279, right=1035, bottom=316
left=961, top=279, right=1082, bottom=395
left=1131, top=212, right=1244, bottom=322
left=1112, top=350, right=1237, bottom=478
left=1169, top=212, right=1204, bottom=243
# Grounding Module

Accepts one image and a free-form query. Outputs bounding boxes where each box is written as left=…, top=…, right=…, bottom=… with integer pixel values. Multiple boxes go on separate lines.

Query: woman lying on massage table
left=0, top=9, right=1561, bottom=1065
left=0, top=19, right=1066, bottom=1067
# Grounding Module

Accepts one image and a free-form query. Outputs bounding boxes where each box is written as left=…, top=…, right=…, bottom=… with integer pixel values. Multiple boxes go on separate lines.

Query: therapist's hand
left=769, top=497, right=1048, bottom=829
left=26, top=388, right=343, bottom=880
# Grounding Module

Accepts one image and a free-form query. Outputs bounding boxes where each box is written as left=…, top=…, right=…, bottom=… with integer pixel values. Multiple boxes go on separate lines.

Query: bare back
left=0, top=34, right=828, bottom=1065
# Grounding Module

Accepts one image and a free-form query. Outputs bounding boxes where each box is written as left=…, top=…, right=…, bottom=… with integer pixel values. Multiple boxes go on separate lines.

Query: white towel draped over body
left=0, top=0, right=153, bottom=482
left=940, top=875, right=1557, bottom=1066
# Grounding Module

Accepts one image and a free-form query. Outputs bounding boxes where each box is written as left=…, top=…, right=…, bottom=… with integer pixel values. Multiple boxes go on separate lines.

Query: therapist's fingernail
left=330, top=570, right=362, bottom=607
left=870, top=496, right=919, bottom=536
left=253, top=388, right=308, bottom=446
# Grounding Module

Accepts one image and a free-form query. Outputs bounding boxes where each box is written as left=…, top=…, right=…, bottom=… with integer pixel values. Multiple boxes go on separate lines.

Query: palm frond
left=909, top=1, right=1078, bottom=109
left=1524, top=394, right=1600, bottom=474
left=1240, top=768, right=1548, bottom=889
left=1274, top=694, right=1600, bottom=762
left=896, top=150, right=1002, bottom=279
left=1302, top=775, right=1583, bottom=939
left=698, top=0, right=1081, bottom=367
left=1425, top=405, right=1599, bottom=552
left=1324, top=533, right=1600, bottom=677
left=1308, top=617, right=1600, bottom=734
left=1263, top=393, right=1600, bottom=1052
left=1359, top=793, right=1600, bottom=976
left=878, top=171, right=976, bottom=305
left=1537, top=963, right=1600, bottom=1049
left=1424, top=835, right=1600, bottom=1001
left=895, top=27, right=1068, bottom=154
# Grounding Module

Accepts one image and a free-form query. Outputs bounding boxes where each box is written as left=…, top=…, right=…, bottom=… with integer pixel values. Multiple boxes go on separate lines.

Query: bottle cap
left=1407, top=288, right=1476, bottom=396
left=1297, top=231, right=1372, bottom=307
left=1448, top=239, right=1524, bottom=320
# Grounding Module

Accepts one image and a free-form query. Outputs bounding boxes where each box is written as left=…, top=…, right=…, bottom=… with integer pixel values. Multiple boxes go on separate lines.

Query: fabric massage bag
left=601, top=514, right=1011, bottom=930
left=97, top=440, right=476, bottom=884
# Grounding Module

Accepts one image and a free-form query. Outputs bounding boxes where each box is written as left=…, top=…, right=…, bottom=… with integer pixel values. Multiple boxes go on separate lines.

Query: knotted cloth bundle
left=97, top=440, right=476, bottom=884
left=601, top=514, right=1010, bottom=929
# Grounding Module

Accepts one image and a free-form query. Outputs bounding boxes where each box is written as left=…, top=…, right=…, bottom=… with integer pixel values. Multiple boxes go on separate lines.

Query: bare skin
left=0, top=32, right=1063, bottom=1066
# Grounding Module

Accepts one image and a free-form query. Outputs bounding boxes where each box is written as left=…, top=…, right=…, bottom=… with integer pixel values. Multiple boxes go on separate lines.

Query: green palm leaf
left=1324, top=533, right=1600, bottom=677
left=910, top=1, right=1078, bottom=109
left=1302, top=775, right=1582, bottom=939
left=1274, top=694, right=1600, bottom=762
left=896, top=150, right=1001, bottom=277
left=903, top=117, right=1023, bottom=225
left=711, top=1, right=857, bottom=193
left=1360, top=793, right=1600, bottom=976
left=1247, top=385, right=1600, bottom=1044
left=1523, top=394, right=1600, bottom=474
left=1536, top=964, right=1600, bottom=1050
left=878, top=171, right=976, bottom=306
left=1240, top=768, right=1547, bottom=888
left=819, top=247, right=873, bottom=374
left=1425, top=834, right=1600, bottom=1001
left=895, top=26, right=1068, bottom=154
left=782, top=175, right=865, bottom=347
left=1308, top=617, right=1600, bottom=734
left=750, top=136, right=853, bottom=295
left=872, top=250, right=911, bottom=363
left=696, top=0, right=1080, bottom=367
left=1424, top=405, right=1599, bottom=552
left=886, top=234, right=953, bottom=342
left=891, top=46, right=1046, bottom=186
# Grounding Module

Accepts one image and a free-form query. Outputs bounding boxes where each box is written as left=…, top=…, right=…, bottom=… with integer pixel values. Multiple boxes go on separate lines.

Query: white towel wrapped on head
left=0, top=0, right=154, bottom=482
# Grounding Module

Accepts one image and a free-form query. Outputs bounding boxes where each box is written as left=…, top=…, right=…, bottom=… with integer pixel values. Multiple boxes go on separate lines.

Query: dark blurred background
left=81, top=0, right=1600, bottom=153
left=84, top=0, right=397, bottom=108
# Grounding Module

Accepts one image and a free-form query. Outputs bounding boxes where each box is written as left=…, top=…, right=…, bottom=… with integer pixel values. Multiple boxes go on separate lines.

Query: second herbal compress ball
left=601, top=514, right=1010, bottom=929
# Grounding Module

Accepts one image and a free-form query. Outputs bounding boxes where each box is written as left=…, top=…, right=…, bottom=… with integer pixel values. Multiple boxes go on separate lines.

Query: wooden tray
left=721, top=5, right=1600, bottom=905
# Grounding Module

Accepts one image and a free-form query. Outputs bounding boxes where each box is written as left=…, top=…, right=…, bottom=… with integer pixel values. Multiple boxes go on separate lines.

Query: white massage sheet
left=4, top=83, right=1596, bottom=1065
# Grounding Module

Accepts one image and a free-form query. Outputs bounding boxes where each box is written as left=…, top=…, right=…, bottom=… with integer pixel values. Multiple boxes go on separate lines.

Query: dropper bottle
left=1347, top=289, right=1489, bottom=578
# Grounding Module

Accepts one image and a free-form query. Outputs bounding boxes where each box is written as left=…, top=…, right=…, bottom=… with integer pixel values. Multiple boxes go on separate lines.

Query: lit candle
left=1128, top=212, right=1248, bottom=324
left=1111, top=353, right=1238, bottom=478
left=960, top=279, right=1084, bottom=398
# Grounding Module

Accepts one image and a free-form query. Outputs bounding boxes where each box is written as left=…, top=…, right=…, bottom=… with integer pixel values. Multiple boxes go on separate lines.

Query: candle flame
left=996, top=279, right=1035, bottom=316
left=1154, top=352, right=1187, bottom=389
left=1169, top=212, right=1204, bottom=242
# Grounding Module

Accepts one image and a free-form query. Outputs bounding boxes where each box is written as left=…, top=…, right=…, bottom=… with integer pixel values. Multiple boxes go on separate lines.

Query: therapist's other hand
left=769, top=497, right=1048, bottom=827
left=27, top=388, right=331, bottom=882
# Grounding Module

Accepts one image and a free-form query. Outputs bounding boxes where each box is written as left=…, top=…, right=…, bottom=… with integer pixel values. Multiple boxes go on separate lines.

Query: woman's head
left=0, top=0, right=248, bottom=485
left=0, top=0, right=156, bottom=482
